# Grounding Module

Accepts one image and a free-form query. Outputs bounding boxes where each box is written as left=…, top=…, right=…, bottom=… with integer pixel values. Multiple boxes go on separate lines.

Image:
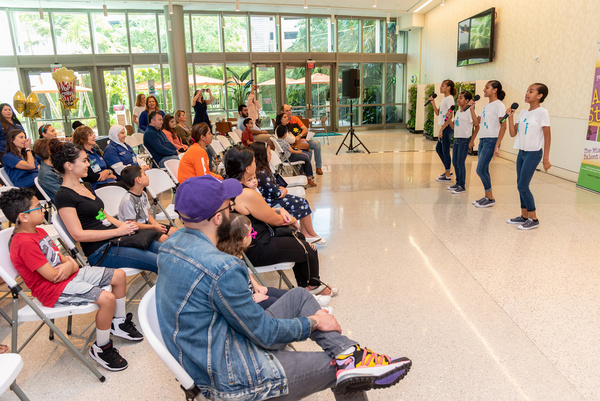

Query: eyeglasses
left=208, top=199, right=235, bottom=221
left=247, top=228, right=257, bottom=239
left=22, top=205, right=43, bottom=214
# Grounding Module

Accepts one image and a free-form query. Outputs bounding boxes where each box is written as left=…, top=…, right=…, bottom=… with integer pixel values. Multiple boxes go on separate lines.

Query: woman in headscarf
left=103, top=124, right=148, bottom=179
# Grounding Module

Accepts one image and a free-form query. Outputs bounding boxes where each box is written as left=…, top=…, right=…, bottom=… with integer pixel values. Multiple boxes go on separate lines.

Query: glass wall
left=13, top=11, right=53, bottom=55
left=251, top=15, right=277, bottom=52
left=386, top=63, right=405, bottom=123
left=310, top=17, right=333, bottom=52
left=281, top=16, right=307, bottom=52
left=363, top=20, right=384, bottom=53
left=0, top=12, right=12, bottom=55
left=363, top=63, right=383, bottom=125
left=338, top=63, right=360, bottom=127
left=226, top=63, right=251, bottom=117
left=128, top=14, right=159, bottom=53
left=223, top=15, right=248, bottom=52
left=53, top=12, right=91, bottom=55
left=337, top=18, right=360, bottom=53
left=92, top=13, right=128, bottom=54
left=191, top=15, right=221, bottom=52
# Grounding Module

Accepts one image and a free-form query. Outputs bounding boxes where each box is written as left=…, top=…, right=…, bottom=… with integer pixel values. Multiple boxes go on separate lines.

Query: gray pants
left=266, top=288, right=368, bottom=401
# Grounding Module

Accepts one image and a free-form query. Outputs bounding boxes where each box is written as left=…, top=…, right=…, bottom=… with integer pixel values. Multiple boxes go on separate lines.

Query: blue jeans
left=516, top=149, right=543, bottom=212
left=308, top=139, right=322, bottom=169
left=436, top=126, right=453, bottom=171
left=158, top=155, right=180, bottom=168
left=289, top=151, right=313, bottom=177
left=452, top=138, right=470, bottom=187
left=87, top=240, right=161, bottom=273
left=476, top=137, right=497, bottom=192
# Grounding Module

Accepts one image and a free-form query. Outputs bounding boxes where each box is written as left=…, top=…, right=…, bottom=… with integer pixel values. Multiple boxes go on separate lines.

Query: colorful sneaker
left=89, top=340, right=128, bottom=371
left=472, top=196, right=487, bottom=205
left=507, top=216, right=528, bottom=225
left=518, top=218, right=539, bottom=230
left=447, top=184, right=459, bottom=191
left=332, top=345, right=412, bottom=394
left=452, top=186, right=466, bottom=194
left=111, top=313, right=144, bottom=341
left=436, top=175, right=451, bottom=182
left=475, top=197, right=495, bottom=208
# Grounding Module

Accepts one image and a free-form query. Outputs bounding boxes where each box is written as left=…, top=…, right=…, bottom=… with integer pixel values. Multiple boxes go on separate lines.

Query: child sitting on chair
left=0, top=187, right=143, bottom=372
left=118, top=165, right=177, bottom=243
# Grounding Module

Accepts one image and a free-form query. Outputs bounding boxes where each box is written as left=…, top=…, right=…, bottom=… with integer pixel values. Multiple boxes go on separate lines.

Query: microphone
left=444, top=105, right=456, bottom=122
left=500, top=102, right=519, bottom=123
left=424, top=93, right=437, bottom=107
left=463, top=95, right=480, bottom=111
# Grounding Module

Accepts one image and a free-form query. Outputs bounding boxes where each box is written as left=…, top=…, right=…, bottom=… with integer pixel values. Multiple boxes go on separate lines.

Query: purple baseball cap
left=174, top=176, right=242, bottom=223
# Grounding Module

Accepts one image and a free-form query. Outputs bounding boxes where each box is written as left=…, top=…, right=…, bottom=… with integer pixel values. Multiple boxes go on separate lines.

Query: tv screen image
left=457, top=7, right=495, bottom=67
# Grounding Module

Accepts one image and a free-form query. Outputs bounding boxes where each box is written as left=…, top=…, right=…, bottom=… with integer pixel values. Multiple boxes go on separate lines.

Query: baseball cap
left=174, top=176, right=242, bottom=223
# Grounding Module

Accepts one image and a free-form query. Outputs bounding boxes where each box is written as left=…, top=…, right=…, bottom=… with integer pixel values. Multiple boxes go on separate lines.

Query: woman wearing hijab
left=103, top=124, right=148, bottom=178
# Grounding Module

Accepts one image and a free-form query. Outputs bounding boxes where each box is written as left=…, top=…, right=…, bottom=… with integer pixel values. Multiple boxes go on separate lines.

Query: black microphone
left=463, top=95, right=480, bottom=111
left=500, top=103, right=519, bottom=123
left=424, top=93, right=437, bottom=107
left=444, top=105, right=456, bottom=122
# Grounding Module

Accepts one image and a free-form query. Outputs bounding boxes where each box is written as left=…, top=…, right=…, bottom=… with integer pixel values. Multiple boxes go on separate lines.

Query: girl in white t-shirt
left=471, top=80, right=507, bottom=208
left=428, top=80, right=457, bottom=182
left=444, top=91, right=479, bottom=194
left=132, top=93, right=146, bottom=133
left=505, top=83, right=551, bottom=230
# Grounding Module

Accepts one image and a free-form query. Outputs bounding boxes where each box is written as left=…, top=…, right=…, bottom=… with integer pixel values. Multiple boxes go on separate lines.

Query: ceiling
left=0, top=0, right=441, bottom=18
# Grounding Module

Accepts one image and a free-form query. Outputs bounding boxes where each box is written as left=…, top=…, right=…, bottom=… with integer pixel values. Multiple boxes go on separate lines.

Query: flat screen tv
left=457, top=7, right=495, bottom=67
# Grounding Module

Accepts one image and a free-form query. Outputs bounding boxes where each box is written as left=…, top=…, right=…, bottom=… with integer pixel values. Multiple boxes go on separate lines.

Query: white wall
left=409, top=0, right=600, bottom=180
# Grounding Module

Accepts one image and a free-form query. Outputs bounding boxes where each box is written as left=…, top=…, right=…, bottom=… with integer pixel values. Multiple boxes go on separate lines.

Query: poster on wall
left=577, top=43, right=600, bottom=193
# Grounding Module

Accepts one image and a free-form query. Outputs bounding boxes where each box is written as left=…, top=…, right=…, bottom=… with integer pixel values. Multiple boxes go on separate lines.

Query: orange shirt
left=289, top=115, right=306, bottom=128
left=178, top=143, right=222, bottom=183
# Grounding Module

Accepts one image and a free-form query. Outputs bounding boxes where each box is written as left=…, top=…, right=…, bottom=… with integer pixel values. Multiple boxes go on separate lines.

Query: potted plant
left=407, top=85, right=417, bottom=133
left=424, top=84, right=435, bottom=140
left=224, top=68, right=253, bottom=113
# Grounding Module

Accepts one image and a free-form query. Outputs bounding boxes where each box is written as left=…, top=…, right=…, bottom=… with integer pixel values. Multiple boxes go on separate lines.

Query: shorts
left=55, top=266, right=114, bottom=306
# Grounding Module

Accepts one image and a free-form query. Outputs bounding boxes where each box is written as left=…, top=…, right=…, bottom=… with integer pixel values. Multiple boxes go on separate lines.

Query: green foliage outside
left=407, top=85, right=417, bottom=130
left=424, top=84, right=435, bottom=139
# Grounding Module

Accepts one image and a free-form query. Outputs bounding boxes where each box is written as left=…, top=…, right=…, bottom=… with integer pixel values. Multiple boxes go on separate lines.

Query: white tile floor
left=2, top=129, right=599, bottom=400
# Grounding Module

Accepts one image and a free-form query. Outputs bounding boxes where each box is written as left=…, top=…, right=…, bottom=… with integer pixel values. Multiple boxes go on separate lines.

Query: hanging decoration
left=13, top=91, right=26, bottom=114
left=22, top=92, right=45, bottom=119
left=52, top=67, right=79, bottom=111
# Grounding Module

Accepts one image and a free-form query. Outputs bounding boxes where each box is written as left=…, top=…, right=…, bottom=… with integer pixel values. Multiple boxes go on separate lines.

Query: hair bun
left=48, top=138, right=63, bottom=156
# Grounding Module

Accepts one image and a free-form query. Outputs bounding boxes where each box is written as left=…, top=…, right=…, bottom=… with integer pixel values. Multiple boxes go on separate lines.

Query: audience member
left=162, top=114, right=188, bottom=152
left=174, top=109, right=192, bottom=145
left=249, top=142, right=325, bottom=243
left=156, top=175, right=412, bottom=400
left=118, top=165, right=176, bottom=242
left=38, top=123, right=57, bottom=139
left=282, top=104, right=323, bottom=175
left=240, top=117, right=256, bottom=146
left=103, top=124, right=148, bottom=178
left=52, top=141, right=161, bottom=273
left=0, top=103, right=24, bottom=160
left=2, top=129, right=42, bottom=197
left=0, top=187, right=144, bottom=372
left=137, top=95, right=164, bottom=133
left=33, top=138, right=62, bottom=203
left=246, top=85, right=262, bottom=125
left=71, top=120, right=84, bottom=131
left=143, top=111, right=179, bottom=168
left=72, top=125, right=120, bottom=189
left=178, top=122, right=222, bottom=183
left=192, top=89, right=213, bottom=131
left=225, top=145, right=332, bottom=294
left=274, top=122, right=316, bottom=187
left=237, top=104, right=270, bottom=143
left=132, top=93, right=146, bottom=133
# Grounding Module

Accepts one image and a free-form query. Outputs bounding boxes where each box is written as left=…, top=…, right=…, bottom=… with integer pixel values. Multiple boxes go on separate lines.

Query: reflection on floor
left=2, top=129, right=599, bottom=400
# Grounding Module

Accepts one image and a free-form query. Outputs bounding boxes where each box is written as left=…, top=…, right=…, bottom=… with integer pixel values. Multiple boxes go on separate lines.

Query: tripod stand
left=336, top=99, right=370, bottom=155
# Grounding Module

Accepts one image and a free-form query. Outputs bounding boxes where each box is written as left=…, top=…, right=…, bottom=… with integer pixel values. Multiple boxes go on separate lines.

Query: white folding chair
left=242, top=253, right=295, bottom=289
left=95, top=186, right=128, bottom=218
left=164, top=159, right=180, bottom=185
left=0, top=353, right=30, bottom=400
left=34, top=177, right=54, bottom=212
left=0, top=168, right=14, bottom=186
left=145, top=169, right=178, bottom=225
left=0, top=228, right=106, bottom=382
left=230, top=129, right=242, bottom=145
left=138, top=287, right=201, bottom=401
left=269, top=138, right=304, bottom=176
left=130, top=133, right=155, bottom=165
left=217, top=135, right=233, bottom=151
left=269, top=150, right=308, bottom=186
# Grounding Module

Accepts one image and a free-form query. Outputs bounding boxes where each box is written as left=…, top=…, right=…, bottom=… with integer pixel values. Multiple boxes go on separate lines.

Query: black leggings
left=245, top=232, right=320, bottom=288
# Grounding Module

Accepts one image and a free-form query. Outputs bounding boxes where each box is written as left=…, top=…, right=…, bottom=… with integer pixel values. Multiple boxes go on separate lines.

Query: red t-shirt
left=10, top=228, right=77, bottom=307
left=241, top=128, right=254, bottom=147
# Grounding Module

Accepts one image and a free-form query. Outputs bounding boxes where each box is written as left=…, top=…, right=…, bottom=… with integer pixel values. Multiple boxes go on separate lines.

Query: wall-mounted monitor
left=457, top=7, right=495, bottom=67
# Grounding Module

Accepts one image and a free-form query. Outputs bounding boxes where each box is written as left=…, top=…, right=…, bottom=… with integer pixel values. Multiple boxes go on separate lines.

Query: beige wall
left=410, top=0, right=600, bottom=179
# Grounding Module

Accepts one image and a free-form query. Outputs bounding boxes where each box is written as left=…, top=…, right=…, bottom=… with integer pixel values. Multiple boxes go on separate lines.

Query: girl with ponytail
left=428, top=79, right=457, bottom=182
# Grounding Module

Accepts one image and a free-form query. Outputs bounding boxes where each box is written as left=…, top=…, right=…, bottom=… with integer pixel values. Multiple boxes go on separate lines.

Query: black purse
left=92, top=229, right=162, bottom=266
left=274, top=173, right=288, bottom=188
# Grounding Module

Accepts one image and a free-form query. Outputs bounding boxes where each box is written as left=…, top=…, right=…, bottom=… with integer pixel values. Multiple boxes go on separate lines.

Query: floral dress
left=256, top=169, right=311, bottom=219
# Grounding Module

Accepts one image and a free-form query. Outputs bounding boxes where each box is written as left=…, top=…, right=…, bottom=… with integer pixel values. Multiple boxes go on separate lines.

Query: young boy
left=241, top=117, right=255, bottom=147
left=118, top=165, right=177, bottom=242
left=275, top=125, right=316, bottom=187
left=0, top=188, right=143, bottom=372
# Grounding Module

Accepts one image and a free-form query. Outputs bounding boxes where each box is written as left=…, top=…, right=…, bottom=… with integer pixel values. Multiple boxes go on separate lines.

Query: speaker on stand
left=336, top=69, right=370, bottom=155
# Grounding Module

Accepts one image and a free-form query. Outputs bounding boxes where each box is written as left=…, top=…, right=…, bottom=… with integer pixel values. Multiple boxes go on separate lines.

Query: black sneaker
left=89, top=340, right=128, bottom=371
left=475, top=197, right=495, bottom=208
left=472, top=196, right=487, bottom=205
left=438, top=172, right=453, bottom=178
left=507, top=216, right=527, bottom=225
left=518, top=218, right=540, bottom=230
left=111, top=313, right=144, bottom=341
left=436, top=175, right=451, bottom=182
left=452, top=186, right=466, bottom=194
left=447, top=184, right=459, bottom=191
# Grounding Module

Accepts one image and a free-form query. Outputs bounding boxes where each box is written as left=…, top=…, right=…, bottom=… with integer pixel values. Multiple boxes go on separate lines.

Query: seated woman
left=137, top=95, right=164, bottom=133
left=103, top=124, right=148, bottom=178
left=249, top=142, right=325, bottom=245
left=2, top=129, right=43, bottom=197
left=38, top=123, right=57, bottom=139
left=162, top=114, right=188, bottom=152
left=52, top=141, right=160, bottom=273
left=0, top=103, right=24, bottom=160
left=72, top=125, right=122, bottom=189
left=33, top=138, right=62, bottom=203
left=174, top=110, right=192, bottom=146
left=224, top=145, right=336, bottom=296
left=178, top=123, right=221, bottom=183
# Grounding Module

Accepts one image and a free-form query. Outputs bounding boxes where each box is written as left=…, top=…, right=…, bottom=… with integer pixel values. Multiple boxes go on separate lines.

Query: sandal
left=0, top=344, right=8, bottom=354
left=307, top=284, right=339, bottom=297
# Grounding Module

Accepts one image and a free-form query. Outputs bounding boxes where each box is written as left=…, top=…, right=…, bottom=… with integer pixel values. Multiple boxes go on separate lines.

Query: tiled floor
left=2, top=129, right=599, bottom=400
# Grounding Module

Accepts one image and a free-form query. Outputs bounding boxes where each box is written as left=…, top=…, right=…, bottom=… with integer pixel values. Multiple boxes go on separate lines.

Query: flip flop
left=0, top=344, right=8, bottom=354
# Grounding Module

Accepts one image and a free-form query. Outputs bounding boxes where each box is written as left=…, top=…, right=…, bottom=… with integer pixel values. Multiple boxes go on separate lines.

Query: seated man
left=237, top=104, right=270, bottom=143
left=156, top=175, right=412, bottom=401
left=143, top=111, right=179, bottom=168
left=282, top=104, right=324, bottom=175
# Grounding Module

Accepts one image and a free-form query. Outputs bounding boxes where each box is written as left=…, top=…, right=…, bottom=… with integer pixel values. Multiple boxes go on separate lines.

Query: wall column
left=164, top=5, right=190, bottom=117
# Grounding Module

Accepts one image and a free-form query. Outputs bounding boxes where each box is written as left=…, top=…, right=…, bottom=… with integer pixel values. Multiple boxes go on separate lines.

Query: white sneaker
left=321, top=306, right=334, bottom=314
left=314, top=294, right=331, bottom=307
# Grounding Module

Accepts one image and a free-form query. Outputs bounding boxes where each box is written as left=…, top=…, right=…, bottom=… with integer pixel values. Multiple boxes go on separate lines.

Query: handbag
left=92, top=229, right=162, bottom=266
left=274, top=173, right=288, bottom=188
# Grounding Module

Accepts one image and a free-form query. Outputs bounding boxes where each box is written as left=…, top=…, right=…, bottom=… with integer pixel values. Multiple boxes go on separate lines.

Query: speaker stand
left=336, top=100, right=370, bottom=155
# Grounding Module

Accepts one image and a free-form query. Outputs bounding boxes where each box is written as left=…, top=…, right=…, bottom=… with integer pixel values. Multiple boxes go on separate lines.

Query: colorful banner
left=577, top=43, right=600, bottom=193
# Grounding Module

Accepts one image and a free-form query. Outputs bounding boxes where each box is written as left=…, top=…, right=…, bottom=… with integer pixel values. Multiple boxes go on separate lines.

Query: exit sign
left=307, top=60, right=316, bottom=69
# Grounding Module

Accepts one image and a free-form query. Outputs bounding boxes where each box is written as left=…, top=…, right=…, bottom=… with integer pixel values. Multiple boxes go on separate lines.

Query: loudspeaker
left=342, top=69, right=360, bottom=98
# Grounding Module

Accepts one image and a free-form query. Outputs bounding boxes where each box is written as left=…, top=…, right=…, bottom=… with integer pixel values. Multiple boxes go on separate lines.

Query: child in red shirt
left=241, top=117, right=255, bottom=147
left=0, top=187, right=143, bottom=372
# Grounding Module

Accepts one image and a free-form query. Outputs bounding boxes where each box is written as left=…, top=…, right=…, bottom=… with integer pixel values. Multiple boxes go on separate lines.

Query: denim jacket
left=156, top=228, right=312, bottom=401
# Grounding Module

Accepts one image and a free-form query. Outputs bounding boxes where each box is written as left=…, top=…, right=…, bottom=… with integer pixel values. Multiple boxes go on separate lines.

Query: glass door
left=284, top=65, right=307, bottom=118
left=253, top=64, right=279, bottom=129
left=99, top=67, right=133, bottom=129
left=309, top=64, right=334, bottom=131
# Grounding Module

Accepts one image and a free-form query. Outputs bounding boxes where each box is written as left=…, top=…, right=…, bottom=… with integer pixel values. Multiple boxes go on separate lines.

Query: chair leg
left=10, top=382, right=31, bottom=401
left=278, top=271, right=295, bottom=289
left=67, top=315, right=73, bottom=335
left=49, top=319, right=55, bottom=340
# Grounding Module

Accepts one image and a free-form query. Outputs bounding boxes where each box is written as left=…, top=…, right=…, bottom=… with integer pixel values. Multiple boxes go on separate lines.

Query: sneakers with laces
left=436, top=175, right=451, bottom=182
left=518, top=218, right=539, bottom=230
left=447, top=184, right=459, bottom=191
left=438, top=172, right=453, bottom=178
left=475, top=197, right=495, bottom=208
left=451, top=186, right=466, bottom=194
left=111, top=313, right=144, bottom=341
left=507, top=216, right=528, bottom=225
left=89, top=340, right=128, bottom=371
left=332, top=345, right=411, bottom=394
left=472, top=196, right=486, bottom=205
